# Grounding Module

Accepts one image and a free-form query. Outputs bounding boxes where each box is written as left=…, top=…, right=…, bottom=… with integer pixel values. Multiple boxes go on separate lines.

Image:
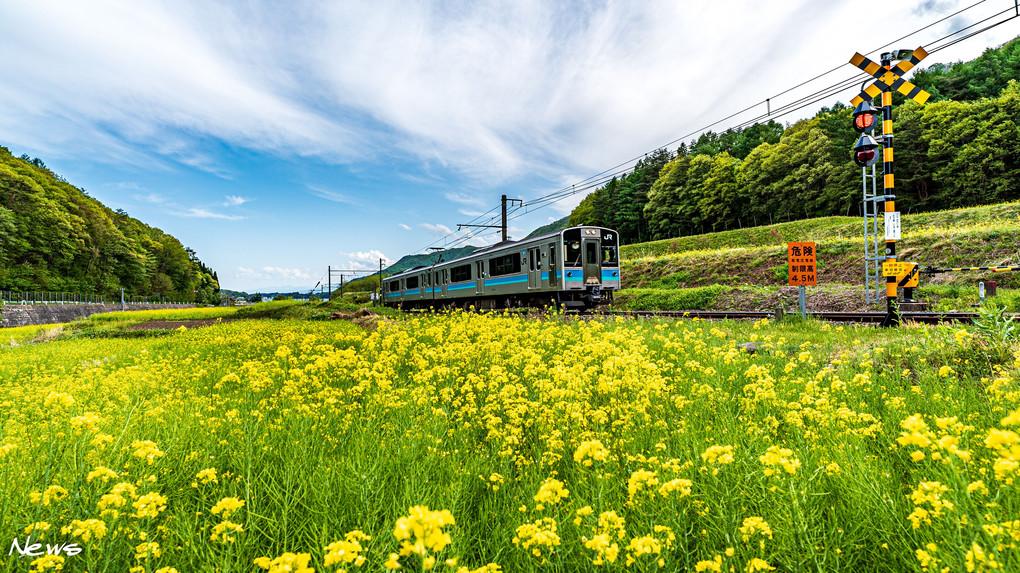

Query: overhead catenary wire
left=517, top=6, right=1019, bottom=217
left=397, top=2, right=1018, bottom=263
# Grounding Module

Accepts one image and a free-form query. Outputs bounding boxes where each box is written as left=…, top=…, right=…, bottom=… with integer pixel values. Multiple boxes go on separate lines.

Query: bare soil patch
left=328, top=308, right=380, bottom=330
left=711, top=285, right=885, bottom=313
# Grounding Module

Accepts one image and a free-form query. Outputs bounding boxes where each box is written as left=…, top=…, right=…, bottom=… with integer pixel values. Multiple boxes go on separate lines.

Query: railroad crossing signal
left=848, top=45, right=931, bottom=327
left=850, top=47, right=931, bottom=106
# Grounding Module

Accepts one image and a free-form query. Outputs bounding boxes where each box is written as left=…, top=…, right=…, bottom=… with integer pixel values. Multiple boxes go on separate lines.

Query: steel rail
left=600, top=310, right=989, bottom=324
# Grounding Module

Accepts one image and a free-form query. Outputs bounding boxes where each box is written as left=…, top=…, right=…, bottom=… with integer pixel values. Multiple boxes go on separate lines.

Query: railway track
left=601, top=310, right=986, bottom=324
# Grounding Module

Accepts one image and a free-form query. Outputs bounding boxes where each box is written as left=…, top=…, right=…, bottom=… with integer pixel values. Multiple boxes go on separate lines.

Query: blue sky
left=1, top=1, right=1017, bottom=292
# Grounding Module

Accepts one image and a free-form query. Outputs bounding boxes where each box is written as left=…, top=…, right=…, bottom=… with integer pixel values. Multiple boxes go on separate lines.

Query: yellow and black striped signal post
left=849, top=48, right=931, bottom=327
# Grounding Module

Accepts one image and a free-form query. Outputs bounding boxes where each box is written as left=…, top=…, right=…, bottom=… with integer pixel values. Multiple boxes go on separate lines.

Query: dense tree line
left=571, top=36, right=1020, bottom=244
left=0, top=147, right=220, bottom=303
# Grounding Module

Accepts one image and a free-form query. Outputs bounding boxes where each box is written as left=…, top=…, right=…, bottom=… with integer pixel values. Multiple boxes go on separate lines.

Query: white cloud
left=234, top=266, right=314, bottom=282
left=398, top=223, right=412, bottom=231
left=2, top=0, right=1015, bottom=211
left=224, top=195, right=252, bottom=207
left=339, top=250, right=391, bottom=270
left=0, top=2, right=363, bottom=169
left=419, top=223, right=453, bottom=236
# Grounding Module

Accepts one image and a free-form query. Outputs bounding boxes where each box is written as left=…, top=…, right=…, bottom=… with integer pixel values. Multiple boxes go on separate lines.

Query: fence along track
left=2, top=290, right=185, bottom=305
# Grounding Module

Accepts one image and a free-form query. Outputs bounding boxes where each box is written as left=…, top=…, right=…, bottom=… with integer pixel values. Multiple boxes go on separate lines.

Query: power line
left=397, top=2, right=1018, bottom=263
left=516, top=6, right=1018, bottom=216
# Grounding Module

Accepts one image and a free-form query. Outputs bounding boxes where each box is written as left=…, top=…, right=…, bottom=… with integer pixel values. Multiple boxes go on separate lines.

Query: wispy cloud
left=179, top=207, right=245, bottom=220
left=136, top=193, right=168, bottom=204
left=444, top=192, right=485, bottom=207
left=307, top=185, right=358, bottom=205
left=398, top=223, right=412, bottom=231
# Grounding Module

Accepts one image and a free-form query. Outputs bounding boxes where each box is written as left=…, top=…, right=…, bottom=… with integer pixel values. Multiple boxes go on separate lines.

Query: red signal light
left=851, top=101, right=879, bottom=134
left=852, top=134, right=880, bottom=167
left=856, top=149, right=877, bottom=165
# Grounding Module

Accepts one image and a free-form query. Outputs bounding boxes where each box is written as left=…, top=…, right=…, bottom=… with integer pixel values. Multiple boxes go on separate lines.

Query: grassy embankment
left=1, top=304, right=1019, bottom=572
left=615, top=202, right=1020, bottom=312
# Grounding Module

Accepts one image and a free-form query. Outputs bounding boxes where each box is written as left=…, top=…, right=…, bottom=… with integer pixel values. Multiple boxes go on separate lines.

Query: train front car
left=559, top=227, right=620, bottom=310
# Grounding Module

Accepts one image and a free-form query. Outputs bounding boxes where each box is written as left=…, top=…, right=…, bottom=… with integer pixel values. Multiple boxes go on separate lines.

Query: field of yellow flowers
left=1, top=307, right=1019, bottom=572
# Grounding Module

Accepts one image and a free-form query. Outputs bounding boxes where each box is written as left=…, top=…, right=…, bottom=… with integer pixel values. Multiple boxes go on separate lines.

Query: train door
left=475, top=260, right=485, bottom=295
left=548, top=243, right=557, bottom=287
left=527, top=247, right=540, bottom=289
left=583, top=239, right=601, bottom=283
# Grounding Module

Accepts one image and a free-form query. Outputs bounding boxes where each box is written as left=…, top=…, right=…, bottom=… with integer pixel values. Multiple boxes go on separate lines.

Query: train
left=382, top=226, right=620, bottom=311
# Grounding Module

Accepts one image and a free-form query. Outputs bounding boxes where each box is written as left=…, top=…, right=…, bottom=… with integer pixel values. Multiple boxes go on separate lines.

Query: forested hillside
left=571, top=36, right=1020, bottom=244
left=0, top=147, right=220, bottom=303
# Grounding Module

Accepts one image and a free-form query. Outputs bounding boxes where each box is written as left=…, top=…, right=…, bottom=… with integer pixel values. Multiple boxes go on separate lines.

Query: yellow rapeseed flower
left=211, top=497, right=245, bottom=519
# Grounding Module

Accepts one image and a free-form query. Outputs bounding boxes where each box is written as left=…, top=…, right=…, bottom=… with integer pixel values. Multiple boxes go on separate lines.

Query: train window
left=407, top=276, right=419, bottom=289
left=488, top=253, right=521, bottom=276
left=586, top=242, right=598, bottom=265
left=388, top=281, right=399, bottom=292
left=602, top=244, right=618, bottom=265
left=451, top=264, right=471, bottom=283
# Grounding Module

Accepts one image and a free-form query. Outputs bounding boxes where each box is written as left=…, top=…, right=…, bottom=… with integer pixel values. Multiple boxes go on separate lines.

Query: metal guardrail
left=1, top=290, right=185, bottom=306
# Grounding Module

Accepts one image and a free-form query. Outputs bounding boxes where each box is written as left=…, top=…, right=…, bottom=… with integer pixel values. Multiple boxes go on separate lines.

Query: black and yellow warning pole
left=880, top=54, right=898, bottom=327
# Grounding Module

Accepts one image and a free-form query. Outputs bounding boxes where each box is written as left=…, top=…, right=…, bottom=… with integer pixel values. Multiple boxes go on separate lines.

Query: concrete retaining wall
left=0, top=304, right=196, bottom=328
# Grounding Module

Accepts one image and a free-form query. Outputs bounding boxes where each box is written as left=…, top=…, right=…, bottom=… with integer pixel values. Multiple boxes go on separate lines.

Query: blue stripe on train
left=485, top=275, right=528, bottom=287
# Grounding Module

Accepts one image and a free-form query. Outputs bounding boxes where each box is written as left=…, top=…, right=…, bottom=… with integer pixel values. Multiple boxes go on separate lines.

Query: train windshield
left=563, top=229, right=583, bottom=267
left=602, top=244, right=618, bottom=266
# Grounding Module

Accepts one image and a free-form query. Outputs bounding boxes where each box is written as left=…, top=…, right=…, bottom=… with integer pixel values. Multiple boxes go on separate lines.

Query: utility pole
left=459, top=194, right=523, bottom=242
left=328, top=266, right=331, bottom=301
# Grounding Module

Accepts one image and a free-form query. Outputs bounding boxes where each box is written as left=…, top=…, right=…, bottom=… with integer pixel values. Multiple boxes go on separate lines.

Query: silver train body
left=383, top=227, right=621, bottom=310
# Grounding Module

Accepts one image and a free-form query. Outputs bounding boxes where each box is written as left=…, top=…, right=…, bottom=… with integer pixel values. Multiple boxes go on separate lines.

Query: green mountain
left=385, top=247, right=479, bottom=275
left=525, top=216, right=570, bottom=238
left=0, top=147, right=220, bottom=304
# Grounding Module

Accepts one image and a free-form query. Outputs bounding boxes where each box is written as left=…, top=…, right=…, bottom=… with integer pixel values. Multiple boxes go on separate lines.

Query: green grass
left=612, top=286, right=727, bottom=310
left=621, top=202, right=1020, bottom=260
